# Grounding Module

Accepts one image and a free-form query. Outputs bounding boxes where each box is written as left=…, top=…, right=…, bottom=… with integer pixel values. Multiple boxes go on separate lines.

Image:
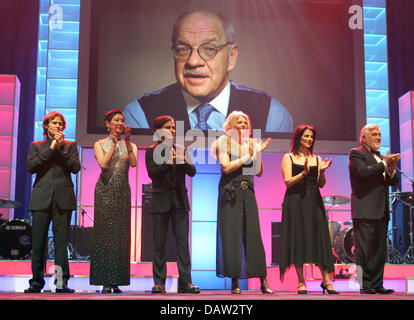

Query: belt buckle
left=240, top=181, right=249, bottom=190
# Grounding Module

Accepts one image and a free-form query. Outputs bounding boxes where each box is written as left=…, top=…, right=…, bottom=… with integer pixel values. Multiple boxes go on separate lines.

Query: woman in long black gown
left=90, top=110, right=137, bottom=293
left=211, top=111, right=273, bottom=294
left=280, top=125, right=338, bottom=294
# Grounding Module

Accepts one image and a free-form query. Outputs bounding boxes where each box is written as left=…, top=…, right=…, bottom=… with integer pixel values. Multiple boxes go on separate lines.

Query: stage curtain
left=0, top=0, right=39, bottom=219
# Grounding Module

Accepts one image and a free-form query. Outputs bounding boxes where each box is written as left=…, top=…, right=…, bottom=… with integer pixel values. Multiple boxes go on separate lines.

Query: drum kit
left=0, top=199, right=32, bottom=260
left=324, top=191, right=414, bottom=265
left=323, top=194, right=355, bottom=264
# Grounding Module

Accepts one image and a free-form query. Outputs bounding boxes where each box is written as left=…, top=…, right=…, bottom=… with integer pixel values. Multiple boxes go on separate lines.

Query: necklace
left=298, top=152, right=311, bottom=159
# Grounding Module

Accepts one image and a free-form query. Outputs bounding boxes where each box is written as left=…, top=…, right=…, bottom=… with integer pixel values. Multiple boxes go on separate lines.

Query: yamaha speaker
left=141, top=184, right=176, bottom=262
left=271, top=222, right=281, bottom=266
left=392, top=199, right=411, bottom=256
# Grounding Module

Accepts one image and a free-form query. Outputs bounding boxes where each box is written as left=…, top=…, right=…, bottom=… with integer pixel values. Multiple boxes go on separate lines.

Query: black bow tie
left=371, top=150, right=381, bottom=157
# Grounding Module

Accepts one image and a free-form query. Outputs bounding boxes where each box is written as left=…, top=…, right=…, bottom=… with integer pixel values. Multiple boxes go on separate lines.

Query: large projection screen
left=76, top=0, right=366, bottom=153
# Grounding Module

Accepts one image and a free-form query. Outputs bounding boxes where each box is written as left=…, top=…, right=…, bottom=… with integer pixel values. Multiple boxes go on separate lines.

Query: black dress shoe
left=231, top=279, right=241, bottom=294
left=151, top=285, right=166, bottom=294
left=260, top=279, right=274, bottom=294
left=320, top=282, right=340, bottom=294
left=102, top=286, right=112, bottom=294
left=360, top=288, right=376, bottom=294
left=112, top=286, right=122, bottom=294
left=24, top=286, right=41, bottom=293
left=374, top=287, right=395, bottom=294
left=56, top=287, right=75, bottom=293
left=178, top=283, right=200, bottom=293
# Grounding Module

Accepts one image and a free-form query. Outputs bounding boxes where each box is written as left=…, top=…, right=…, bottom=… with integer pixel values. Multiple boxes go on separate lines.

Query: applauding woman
left=90, top=110, right=137, bottom=293
left=279, top=125, right=338, bottom=294
left=211, top=111, right=273, bottom=294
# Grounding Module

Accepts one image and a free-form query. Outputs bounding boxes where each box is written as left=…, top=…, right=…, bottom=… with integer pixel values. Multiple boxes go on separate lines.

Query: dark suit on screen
left=349, top=145, right=399, bottom=291
left=26, top=136, right=80, bottom=290
left=124, top=81, right=293, bottom=133
left=145, top=143, right=196, bottom=288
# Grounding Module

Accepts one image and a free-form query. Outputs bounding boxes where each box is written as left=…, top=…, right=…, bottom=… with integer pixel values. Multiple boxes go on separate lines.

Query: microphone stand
left=395, top=167, right=414, bottom=263
left=67, top=204, right=94, bottom=261
left=78, top=203, right=94, bottom=227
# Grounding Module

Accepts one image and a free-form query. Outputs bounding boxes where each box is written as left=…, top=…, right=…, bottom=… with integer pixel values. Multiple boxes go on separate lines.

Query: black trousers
left=29, top=201, right=72, bottom=289
left=152, top=207, right=192, bottom=288
left=353, top=215, right=388, bottom=290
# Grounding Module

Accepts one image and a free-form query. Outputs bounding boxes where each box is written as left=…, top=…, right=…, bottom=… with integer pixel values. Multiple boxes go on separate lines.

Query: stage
left=1, top=260, right=414, bottom=297
left=1, top=291, right=414, bottom=300
left=1, top=262, right=414, bottom=317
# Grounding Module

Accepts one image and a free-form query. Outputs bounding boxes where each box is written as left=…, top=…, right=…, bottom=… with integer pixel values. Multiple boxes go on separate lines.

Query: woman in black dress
left=280, top=125, right=338, bottom=294
left=90, top=110, right=137, bottom=293
left=211, top=111, right=273, bottom=294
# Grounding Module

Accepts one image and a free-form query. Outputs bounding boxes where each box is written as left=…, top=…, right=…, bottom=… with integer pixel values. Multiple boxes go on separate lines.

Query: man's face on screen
left=173, top=12, right=238, bottom=103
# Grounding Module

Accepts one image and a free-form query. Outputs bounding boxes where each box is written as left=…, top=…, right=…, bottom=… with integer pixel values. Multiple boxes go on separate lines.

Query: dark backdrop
left=0, top=0, right=39, bottom=219
left=387, top=0, right=414, bottom=155
left=387, top=0, right=414, bottom=256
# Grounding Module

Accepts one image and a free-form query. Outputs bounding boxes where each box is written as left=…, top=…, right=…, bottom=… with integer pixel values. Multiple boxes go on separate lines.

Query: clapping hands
left=320, top=158, right=333, bottom=171
left=384, top=150, right=401, bottom=174
left=252, top=138, right=271, bottom=158
left=51, top=131, right=64, bottom=150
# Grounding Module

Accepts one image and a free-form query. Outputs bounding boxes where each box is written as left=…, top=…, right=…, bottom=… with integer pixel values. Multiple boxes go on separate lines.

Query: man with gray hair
left=349, top=123, right=401, bottom=294
left=123, top=10, right=292, bottom=133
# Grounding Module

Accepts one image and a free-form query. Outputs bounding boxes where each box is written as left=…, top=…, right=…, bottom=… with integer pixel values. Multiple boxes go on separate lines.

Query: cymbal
left=390, top=191, right=413, bottom=197
left=323, top=195, right=350, bottom=206
left=0, top=199, right=21, bottom=209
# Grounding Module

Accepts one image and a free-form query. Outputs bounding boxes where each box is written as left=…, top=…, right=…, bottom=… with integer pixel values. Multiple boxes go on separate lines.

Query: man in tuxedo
left=24, top=111, right=80, bottom=293
left=124, top=10, right=293, bottom=133
left=349, top=123, right=401, bottom=294
left=145, top=115, right=200, bottom=294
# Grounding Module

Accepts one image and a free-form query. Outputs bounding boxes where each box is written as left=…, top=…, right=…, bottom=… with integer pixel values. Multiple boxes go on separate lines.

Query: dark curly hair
left=290, top=124, right=316, bottom=155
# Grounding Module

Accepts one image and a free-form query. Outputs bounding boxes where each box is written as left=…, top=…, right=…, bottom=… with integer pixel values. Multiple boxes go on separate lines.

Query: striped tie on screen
left=195, top=104, right=214, bottom=130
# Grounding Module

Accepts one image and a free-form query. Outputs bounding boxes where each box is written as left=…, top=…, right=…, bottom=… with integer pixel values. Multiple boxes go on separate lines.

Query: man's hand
left=384, top=150, right=401, bottom=174
left=51, top=131, right=64, bottom=150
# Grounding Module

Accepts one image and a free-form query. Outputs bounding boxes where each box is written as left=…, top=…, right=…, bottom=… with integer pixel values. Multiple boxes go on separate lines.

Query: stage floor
left=2, top=260, right=414, bottom=301
left=1, top=291, right=414, bottom=300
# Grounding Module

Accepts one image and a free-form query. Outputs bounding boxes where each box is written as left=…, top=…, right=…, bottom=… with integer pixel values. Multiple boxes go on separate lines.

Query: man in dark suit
left=145, top=115, right=200, bottom=294
left=349, top=123, right=400, bottom=294
left=24, top=111, right=80, bottom=293
left=124, top=10, right=293, bottom=133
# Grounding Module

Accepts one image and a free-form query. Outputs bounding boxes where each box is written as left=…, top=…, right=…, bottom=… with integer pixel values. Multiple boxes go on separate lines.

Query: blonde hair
left=223, top=111, right=252, bottom=136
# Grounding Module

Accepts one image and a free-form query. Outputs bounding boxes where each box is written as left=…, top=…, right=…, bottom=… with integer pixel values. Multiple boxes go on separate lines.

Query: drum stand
left=395, top=168, right=414, bottom=264
left=386, top=227, right=404, bottom=264
left=401, top=201, right=414, bottom=263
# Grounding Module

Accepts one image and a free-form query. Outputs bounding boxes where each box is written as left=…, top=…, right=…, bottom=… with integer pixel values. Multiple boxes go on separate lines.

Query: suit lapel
left=361, top=146, right=378, bottom=164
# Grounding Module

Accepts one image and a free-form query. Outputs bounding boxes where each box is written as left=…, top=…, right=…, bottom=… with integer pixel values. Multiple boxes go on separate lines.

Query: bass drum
left=333, top=227, right=355, bottom=263
left=0, top=220, right=32, bottom=259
